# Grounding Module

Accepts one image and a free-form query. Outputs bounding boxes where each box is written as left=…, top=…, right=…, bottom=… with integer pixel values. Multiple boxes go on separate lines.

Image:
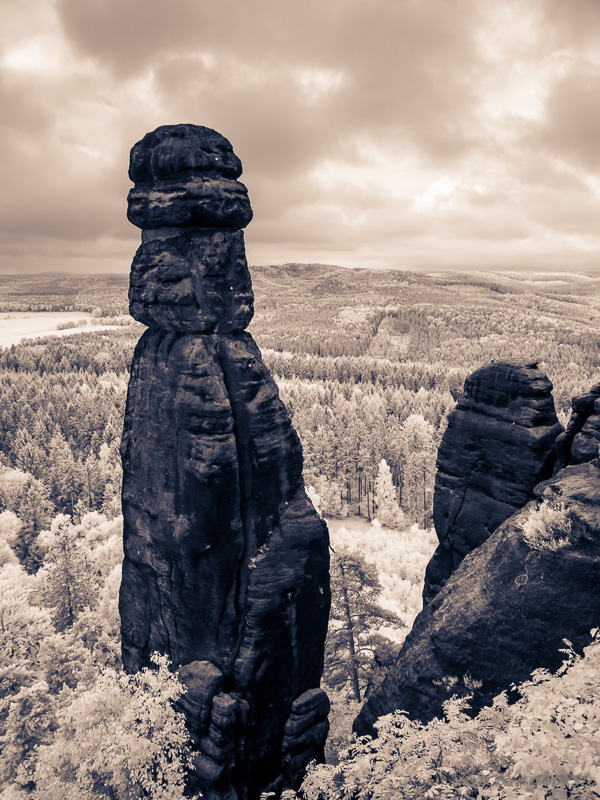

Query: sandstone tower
left=355, top=363, right=600, bottom=736
left=119, top=124, right=331, bottom=798
left=423, top=360, right=561, bottom=604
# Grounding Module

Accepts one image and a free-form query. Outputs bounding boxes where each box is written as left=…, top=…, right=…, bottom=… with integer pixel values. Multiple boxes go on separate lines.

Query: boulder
left=281, top=688, right=330, bottom=787
left=128, top=124, right=244, bottom=182
left=127, top=176, right=253, bottom=230
left=127, top=124, right=252, bottom=230
left=423, top=360, right=562, bottom=604
left=177, top=661, right=224, bottom=732
left=355, top=459, right=600, bottom=735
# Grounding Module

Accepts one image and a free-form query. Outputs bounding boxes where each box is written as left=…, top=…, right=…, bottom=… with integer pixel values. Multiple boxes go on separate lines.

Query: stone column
left=119, top=124, right=330, bottom=799
left=423, top=360, right=562, bottom=605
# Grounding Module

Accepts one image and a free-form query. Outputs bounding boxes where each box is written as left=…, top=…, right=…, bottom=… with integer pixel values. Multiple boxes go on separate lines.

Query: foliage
left=278, top=379, right=448, bottom=524
left=0, top=680, right=58, bottom=788
left=0, top=502, right=178, bottom=798
left=6, top=654, right=195, bottom=800
left=521, top=499, right=578, bottom=552
left=324, top=549, right=403, bottom=703
left=374, top=459, right=404, bottom=529
left=2, top=265, right=600, bottom=544
left=0, top=513, right=123, bottom=758
left=302, top=632, right=600, bottom=800
left=397, top=414, right=436, bottom=527
left=37, top=514, right=99, bottom=630
left=307, top=475, right=347, bottom=518
left=0, top=273, right=129, bottom=315
left=330, top=519, right=437, bottom=629
left=0, top=332, right=130, bottom=540
left=323, top=518, right=437, bottom=769
left=0, top=469, right=54, bottom=570
left=1, top=267, right=600, bottom=796
left=0, top=562, right=54, bottom=697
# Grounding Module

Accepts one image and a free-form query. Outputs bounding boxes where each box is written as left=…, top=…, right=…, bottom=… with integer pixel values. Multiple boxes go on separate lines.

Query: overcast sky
left=1, top=0, right=600, bottom=274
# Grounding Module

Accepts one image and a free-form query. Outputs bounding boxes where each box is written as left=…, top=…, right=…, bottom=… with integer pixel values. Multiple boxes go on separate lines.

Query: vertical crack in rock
left=119, top=124, right=330, bottom=799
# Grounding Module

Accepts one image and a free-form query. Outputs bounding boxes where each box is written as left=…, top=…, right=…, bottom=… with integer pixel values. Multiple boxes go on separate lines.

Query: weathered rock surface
left=129, top=229, right=253, bottom=332
left=128, top=124, right=244, bottom=182
left=127, top=125, right=252, bottom=230
left=282, top=689, right=330, bottom=788
left=127, top=176, right=253, bottom=230
left=555, top=383, right=600, bottom=470
left=423, top=360, right=562, bottom=604
left=119, top=124, right=330, bottom=799
left=355, top=459, right=600, bottom=735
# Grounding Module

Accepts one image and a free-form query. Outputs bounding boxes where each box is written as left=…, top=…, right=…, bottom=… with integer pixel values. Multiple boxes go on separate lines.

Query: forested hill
left=2, top=265, right=599, bottom=400
left=249, top=264, right=600, bottom=412
left=1, top=265, right=600, bottom=797
left=8, top=260, right=596, bottom=376
left=0, top=273, right=130, bottom=316
left=1, top=264, right=599, bottom=540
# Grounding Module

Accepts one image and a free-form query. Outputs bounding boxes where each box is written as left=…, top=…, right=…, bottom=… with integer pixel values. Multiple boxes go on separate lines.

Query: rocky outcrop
left=282, top=689, right=330, bottom=788
left=423, top=360, right=562, bottom=605
left=555, top=383, right=600, bottom=470
left=119, top=125, right=330, bottom=799
left=355, top=458, right=600, bottom=735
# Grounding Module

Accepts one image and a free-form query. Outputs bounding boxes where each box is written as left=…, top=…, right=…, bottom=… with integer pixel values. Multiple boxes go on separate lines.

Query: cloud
left=56, top=0, right=485, bottom=160
left=0, top=0, right=598, bottom=273
left=534, top=68, right=600, bottom=169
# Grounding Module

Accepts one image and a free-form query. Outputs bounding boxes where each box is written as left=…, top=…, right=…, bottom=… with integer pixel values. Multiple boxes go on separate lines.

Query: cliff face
left=423, top=360, right=562, bottom=604
left=355, top=458, right=600, bottom=735
left=356, top=363, right=600, bottom=736
left=119, top=125, right=330, bottom=799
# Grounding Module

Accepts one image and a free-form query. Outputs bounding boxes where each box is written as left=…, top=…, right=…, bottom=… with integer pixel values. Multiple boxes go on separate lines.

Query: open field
left=0, top=311, right=125, bottom=348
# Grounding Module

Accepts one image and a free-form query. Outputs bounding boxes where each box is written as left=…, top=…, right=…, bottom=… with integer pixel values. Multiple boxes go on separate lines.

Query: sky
left=1, top=0, right=600, bottom=275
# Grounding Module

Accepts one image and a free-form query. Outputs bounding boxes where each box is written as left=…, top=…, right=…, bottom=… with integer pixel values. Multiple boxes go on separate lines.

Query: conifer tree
left=324, top=550, right=401, bottom=702
left=374, top=458, right=405, bottom=529
left=47, top=430, right=81, bottom=515
left=399, top=415, right=436, bottom=527
left=37, top=515, right=97, bottom=631
left=0, top=469, right=54, bottom=571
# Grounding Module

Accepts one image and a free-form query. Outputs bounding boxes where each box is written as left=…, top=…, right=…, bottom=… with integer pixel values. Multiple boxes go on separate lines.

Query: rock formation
left=119, top=124, right=330, bottom=799
left=555, top=383, right=600, bottom=470
left=355, top=458, right=600, bottom=735
left=423, top=360, right=562, bottom=605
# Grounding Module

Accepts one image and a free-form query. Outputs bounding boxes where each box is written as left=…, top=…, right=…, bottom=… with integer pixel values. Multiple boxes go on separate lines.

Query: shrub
left=301, top=631, right=600, bottom=800
left=521, top=499, right=575, bottom=552
left=12, top=653, right=195, bottom=800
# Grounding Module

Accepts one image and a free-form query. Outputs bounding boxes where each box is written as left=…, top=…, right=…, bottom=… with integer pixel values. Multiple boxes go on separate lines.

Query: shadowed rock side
left=129, top=229, right=254, bottom=333
left=555, top=383, right=600, bottom=471
left=119, top=124, right=330, bottom=799
left=423, top=360, right=562, bottom=605
left=355, top=459, right=600, bottom=736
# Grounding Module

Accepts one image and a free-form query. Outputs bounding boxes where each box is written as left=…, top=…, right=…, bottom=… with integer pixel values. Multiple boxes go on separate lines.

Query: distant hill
left=0, top=273, right=129, bottom=314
